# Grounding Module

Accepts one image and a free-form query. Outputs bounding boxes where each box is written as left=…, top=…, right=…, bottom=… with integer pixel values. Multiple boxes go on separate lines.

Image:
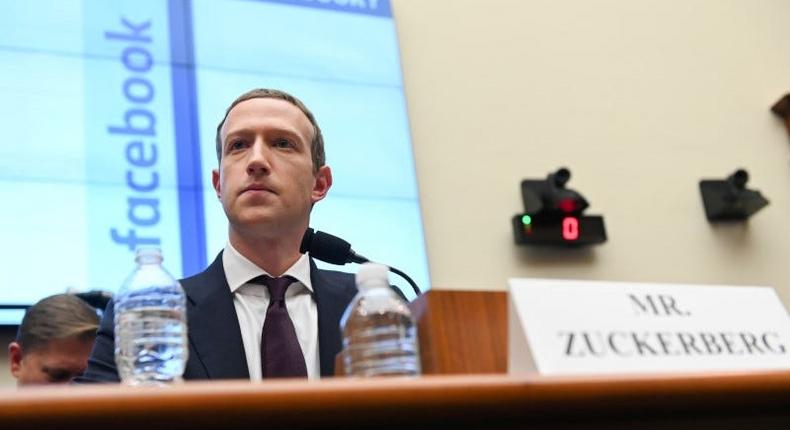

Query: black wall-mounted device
left=699, top=169, right=769, bottom=221
left=512, top=168, right=607, bottom=246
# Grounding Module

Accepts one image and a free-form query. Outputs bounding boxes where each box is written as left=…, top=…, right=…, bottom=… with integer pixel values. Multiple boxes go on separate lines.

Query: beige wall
left=392, top=0, right=790, bottom=309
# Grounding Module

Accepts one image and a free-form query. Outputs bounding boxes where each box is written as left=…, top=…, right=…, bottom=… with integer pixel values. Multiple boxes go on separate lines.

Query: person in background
left=8, top=294, right=100, bottom=386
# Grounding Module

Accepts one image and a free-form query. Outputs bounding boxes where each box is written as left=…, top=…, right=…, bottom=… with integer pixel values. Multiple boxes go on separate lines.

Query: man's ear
left=212, top=169, right=221, bottom=200
left=8, top=342, right=23, bottom=378
left=312, top=166, right=332, bottom=204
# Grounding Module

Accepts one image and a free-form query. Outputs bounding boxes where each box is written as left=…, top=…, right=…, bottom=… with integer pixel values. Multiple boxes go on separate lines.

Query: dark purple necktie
left=251, top=275, right=308, bottom=378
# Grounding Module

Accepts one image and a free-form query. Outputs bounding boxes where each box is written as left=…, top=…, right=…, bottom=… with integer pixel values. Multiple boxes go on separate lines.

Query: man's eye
left=229, top=140, right=247, bottom=151
left=46, top=370, right=72, bottom=383
left=273, top=138, right=293, bottom=149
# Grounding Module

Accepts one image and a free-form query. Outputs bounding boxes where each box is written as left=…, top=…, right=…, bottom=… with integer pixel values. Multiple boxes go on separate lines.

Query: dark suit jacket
left=77, top=252, right=358, bottom=383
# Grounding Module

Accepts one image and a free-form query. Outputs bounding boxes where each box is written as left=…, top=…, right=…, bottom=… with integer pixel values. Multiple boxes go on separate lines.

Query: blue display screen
left=0, top=0, right=429, bottom=323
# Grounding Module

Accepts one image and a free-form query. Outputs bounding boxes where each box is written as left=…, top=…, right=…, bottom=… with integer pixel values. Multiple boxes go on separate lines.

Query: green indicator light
left=521, top=215, right=532, bottom=225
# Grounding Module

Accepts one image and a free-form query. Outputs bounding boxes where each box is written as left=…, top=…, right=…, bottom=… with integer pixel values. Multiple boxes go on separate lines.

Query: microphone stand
left=345, top=253, right=421, bottom=296
left=302, top=228, right=422, bottom=296
left=387, top=266, right=421, bottom=297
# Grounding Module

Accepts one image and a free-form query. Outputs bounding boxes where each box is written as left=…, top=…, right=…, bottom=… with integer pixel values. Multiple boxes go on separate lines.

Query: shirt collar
left=223, top=242, right=313, bottom=293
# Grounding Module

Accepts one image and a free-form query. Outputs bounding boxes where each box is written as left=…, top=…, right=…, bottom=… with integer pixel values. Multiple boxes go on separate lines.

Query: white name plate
left=508, top=278, right=790, bottom=376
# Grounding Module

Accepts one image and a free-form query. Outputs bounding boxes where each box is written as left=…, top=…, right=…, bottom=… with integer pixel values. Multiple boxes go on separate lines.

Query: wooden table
left=2, top=372, right=789, bottom=429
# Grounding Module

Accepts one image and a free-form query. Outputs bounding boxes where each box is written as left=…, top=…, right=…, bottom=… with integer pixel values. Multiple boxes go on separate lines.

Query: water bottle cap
left=135, top=247, right=163, bottom=265
left=355, top=263, right=390, bottom=290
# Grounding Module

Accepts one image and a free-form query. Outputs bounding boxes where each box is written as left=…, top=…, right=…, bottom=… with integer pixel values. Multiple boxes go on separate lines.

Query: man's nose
left=246, top=140, right=272, bottom=175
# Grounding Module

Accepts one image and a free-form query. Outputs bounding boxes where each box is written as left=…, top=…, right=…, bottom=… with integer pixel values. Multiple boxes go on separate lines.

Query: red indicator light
left=558, top=199, right=576, bottom=213
left=562, top=217, right=579, bottom=241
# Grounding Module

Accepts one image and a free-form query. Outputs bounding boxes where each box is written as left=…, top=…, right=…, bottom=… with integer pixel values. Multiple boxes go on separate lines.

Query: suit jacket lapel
left=184, top=252, right=250, bottom=380
left=312, top=259, right=355, bottom=377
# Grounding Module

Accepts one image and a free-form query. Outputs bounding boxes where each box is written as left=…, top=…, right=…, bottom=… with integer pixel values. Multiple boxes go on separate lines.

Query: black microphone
left=300, top=228, right=369, bottom=265
left=300, top=228, right=422, bottom=296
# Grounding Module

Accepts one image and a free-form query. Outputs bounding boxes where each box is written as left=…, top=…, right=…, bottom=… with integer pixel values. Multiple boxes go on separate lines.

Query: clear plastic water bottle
left=114, top=248, right=188, bottom=385
left=340, top=263, right=421, bottom=376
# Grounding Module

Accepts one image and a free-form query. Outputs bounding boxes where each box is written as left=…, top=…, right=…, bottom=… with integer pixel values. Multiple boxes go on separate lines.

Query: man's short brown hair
left=214, top=88, right=326, bottom=172
left=15, top=294, right=100, bottom=354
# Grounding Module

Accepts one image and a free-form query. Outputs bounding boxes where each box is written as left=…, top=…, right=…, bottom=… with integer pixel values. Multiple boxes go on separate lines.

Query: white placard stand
left=509, top=278, right=790, bottom=376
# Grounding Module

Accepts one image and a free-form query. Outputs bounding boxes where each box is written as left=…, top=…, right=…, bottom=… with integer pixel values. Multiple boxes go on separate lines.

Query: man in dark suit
left=78, top=88, right=357, bottom=382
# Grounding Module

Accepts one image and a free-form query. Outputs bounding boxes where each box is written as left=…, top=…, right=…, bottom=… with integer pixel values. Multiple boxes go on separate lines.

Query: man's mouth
left=242, top=184, right=276, bottom=195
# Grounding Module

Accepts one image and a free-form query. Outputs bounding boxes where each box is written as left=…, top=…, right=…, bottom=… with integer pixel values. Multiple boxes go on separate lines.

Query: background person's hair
left=214, top=88, right=326, bottom=172
left=15, top=294, right=100, bottom=353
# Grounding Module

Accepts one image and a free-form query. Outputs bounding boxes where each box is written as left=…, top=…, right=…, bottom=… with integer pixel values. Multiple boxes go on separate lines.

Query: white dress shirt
left=222, top=243, right=320, bottom=380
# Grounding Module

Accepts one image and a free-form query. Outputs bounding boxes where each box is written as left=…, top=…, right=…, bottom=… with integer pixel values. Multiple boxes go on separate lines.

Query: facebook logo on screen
left=0, top=0, right=429, bottom=324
